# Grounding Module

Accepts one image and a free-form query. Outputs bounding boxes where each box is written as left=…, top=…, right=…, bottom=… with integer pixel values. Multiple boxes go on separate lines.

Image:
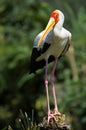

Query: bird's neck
left=53, top=19, right=64, bottom=36
left=53, top=23, right=62, bottom=37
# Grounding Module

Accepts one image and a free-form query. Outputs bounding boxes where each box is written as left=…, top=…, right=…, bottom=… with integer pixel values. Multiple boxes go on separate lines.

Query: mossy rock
left=39, top=113, right=70, bottom=130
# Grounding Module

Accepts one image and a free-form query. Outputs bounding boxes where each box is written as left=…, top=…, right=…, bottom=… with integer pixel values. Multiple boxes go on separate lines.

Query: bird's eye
left=56, top=13, right=59, bottom=18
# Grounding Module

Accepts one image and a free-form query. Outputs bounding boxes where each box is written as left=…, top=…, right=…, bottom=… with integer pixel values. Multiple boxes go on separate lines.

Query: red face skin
left=50, top=11, right=59, bottom=23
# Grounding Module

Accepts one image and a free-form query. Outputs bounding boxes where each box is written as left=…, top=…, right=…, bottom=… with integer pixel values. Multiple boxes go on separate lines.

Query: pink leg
left=45, top=58, right=50, bottom=114
left=45, top=58, right=56, bottom=122
left=50, top=58, right=61, bottom=115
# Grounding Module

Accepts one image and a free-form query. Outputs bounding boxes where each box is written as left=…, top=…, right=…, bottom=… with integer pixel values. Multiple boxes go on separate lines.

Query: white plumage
left=29, top=9, right=72, bottom=122
left=32, top=10, right=71, bottom=62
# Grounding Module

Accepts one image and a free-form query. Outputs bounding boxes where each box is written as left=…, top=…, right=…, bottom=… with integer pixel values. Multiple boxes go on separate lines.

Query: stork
left=29, top=10, right=72, bottom=122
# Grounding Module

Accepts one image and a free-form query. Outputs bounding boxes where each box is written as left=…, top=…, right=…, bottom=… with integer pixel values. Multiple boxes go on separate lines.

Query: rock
left=39, top=114, right=70, bottom=130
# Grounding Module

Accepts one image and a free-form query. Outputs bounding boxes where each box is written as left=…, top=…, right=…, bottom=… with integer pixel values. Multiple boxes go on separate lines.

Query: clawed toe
left=53, top=109, right=61, bottom=116
left=47, top=109, right=61, bottom=123
left=48, top=113, right=56, bottom=123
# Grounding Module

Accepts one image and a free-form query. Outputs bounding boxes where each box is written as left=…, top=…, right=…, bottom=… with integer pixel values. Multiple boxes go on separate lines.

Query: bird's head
left=37, top=10, right=64, bottom=46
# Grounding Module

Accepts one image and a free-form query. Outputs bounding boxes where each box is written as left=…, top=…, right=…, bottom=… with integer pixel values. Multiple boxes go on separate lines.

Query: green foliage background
left=0, top=0, right=86, bottom=129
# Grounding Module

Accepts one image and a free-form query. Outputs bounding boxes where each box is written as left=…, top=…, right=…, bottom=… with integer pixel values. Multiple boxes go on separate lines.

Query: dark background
left=0, top=0, right=86, bottom=129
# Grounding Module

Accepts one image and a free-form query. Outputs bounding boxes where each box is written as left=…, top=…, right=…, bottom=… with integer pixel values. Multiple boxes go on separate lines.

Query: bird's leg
left=45, top=58, right=55, bottom=122
left=50, top=58, right=61, bottom=115
left=45, top=58, right=50, bottom=114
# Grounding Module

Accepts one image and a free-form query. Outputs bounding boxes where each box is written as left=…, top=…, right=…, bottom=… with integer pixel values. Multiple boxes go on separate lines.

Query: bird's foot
left=53, top=109, right=61, bottom=116
left=48, top=112, right=56, bottom=123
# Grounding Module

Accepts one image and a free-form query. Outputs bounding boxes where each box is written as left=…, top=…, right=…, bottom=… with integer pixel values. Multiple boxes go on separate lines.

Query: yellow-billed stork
left=29, top=10, right=72, bottom=122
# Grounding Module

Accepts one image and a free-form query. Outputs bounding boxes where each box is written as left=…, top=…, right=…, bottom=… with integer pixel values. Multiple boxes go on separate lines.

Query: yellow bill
left=37, top=18, right=55, bottom=46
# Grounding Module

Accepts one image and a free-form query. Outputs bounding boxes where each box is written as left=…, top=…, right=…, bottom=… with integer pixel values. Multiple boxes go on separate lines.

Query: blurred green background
left=0, top=0, right=86, bottom=129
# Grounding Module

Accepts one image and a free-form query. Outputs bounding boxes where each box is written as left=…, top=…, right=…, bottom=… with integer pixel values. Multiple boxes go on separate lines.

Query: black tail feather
left=29, top=48, right=55, bottom=74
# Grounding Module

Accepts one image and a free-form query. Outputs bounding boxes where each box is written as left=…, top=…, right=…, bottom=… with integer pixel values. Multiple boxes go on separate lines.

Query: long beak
left=37, top=18, right=55, bottom=46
